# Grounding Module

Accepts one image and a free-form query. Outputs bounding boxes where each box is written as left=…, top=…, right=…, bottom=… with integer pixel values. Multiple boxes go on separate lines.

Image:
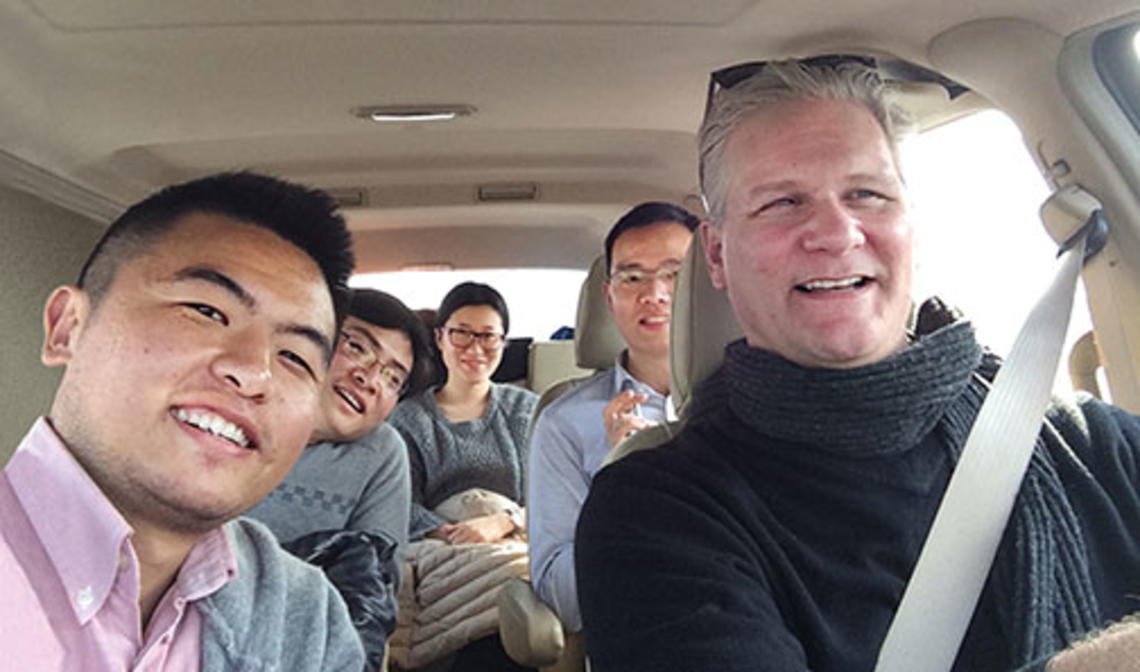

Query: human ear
left=602, top=279, right=616, bottom=316
left=42, top=286, right=90, bottom=367
left=700, top=221, right=728, bottom=291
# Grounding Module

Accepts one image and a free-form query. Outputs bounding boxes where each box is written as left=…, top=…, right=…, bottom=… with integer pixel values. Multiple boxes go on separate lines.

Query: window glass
left=900, top=110, right=1092, bottom=392
left=351, top=268, right=586, bottom=340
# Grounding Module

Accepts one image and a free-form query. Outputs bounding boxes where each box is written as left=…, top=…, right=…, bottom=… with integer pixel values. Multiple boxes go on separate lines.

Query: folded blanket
left=389, top=489, right=529, bottom=669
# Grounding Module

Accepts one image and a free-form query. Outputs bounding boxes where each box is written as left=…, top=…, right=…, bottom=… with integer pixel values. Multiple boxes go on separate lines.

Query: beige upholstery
left=605, top=232, right=742, bottom=465
left=498, top=578, right=566, bottom=667
left=1069, top=330, right=1104, bottom=399
left=575, top=255, right=625, bottom=369
left=528, top=341, right=588, bottom=395
left=668, top=230, right=744, bottom=418
left=527, top=255, right=622, bottom=395
left=531, top=255, right=624, bottom=418
left=501, top=254, right=623, bottom=671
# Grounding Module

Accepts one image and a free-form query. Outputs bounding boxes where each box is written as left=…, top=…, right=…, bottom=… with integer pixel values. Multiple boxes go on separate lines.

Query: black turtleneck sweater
left=575, top=325, right=1140, bottom=672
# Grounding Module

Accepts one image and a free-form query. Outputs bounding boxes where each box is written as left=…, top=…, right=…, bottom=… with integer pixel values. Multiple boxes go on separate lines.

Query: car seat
left=498, top=253, right=623, bottom=671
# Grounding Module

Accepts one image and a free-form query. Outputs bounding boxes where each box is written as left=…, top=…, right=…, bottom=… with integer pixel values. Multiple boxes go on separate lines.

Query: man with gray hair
left=575, top=58, right=1140, bottom=671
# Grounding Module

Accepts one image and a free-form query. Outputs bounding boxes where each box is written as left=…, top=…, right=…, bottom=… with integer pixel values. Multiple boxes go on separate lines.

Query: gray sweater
left=199, top=517, right=364, bottom=670
left=245, top=424, right=411, bottom=568
left=389, top=383, right=538, bottom=539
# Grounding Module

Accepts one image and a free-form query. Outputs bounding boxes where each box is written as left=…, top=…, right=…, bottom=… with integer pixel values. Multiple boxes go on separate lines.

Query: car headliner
left=0, top=0, right=1135, bottom=272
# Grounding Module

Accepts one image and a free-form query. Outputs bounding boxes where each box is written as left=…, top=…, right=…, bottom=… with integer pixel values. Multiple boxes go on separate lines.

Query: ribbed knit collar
left=706, top=322, right=982, bottom=457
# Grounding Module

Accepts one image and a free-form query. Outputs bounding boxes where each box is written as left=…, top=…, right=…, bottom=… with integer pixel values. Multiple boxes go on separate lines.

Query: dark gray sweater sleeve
left=345, top=424, right=411, bottom=568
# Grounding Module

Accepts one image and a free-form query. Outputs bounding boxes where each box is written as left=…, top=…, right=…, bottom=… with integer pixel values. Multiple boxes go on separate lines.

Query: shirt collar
left=612, top=352, right=678, bottom=422
left=176, top=525, right=238, bottom=602
left=8, top=418, right=133, bottom=624
left=7, top=418, right=238, bottom=623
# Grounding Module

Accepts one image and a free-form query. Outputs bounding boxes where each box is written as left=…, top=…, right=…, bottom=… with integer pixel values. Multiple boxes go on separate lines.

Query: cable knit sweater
left=389, top=383, right=538, bottom=539
left=576, top=324, right=1140, bottom=672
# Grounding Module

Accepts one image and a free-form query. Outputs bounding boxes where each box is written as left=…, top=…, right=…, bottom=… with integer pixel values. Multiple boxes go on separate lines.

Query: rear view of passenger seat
left=499, top=254, right=624, bottom=671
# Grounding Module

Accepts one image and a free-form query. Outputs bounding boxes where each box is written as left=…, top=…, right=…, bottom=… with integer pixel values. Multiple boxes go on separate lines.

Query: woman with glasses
left=389, top=281, right=539, bottom=544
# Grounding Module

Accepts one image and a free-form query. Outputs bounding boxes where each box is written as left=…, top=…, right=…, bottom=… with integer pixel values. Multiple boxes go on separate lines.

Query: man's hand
left=603, top=389, right=654, bottom=448
left=1047, top=616, right=1140, bottom=671
left=433, top=512, right=515, bottom=545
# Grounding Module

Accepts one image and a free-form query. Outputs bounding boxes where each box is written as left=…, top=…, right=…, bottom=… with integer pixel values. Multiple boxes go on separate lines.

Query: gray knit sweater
left=388, top=383, right=538, bottom=539
left=245, top=423, right=410, bottom=568
left=198, top=518, right=364, bottom=670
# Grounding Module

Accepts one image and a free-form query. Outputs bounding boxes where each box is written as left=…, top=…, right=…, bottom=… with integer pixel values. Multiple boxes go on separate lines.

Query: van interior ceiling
left=4, top=0, right=1140, bottom=466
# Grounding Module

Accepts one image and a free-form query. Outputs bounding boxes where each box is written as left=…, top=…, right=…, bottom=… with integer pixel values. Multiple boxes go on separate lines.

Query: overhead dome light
left=352, top=104, right=476, bottom=123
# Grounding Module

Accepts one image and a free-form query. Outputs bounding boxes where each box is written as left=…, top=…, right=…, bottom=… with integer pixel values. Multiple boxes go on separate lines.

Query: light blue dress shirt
left=527, top=357, right=674, bottom=632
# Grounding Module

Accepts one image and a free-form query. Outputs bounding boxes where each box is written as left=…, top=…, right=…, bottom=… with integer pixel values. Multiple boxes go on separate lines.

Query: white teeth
left=801, top=277, right=864, bottom=291
left=643, top=316, right=669, bottom=324
left=174, top=408, right=251, bottom=448
left=336, top=388, right=364, bottom=413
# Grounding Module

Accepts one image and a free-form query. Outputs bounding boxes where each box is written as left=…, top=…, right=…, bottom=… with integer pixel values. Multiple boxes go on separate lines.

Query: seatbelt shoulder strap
left=874, top=187, right=1108, bottom=672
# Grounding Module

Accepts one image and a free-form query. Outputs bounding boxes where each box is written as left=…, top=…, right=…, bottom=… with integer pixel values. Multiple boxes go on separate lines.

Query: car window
left=901, top=110, right=1093, bottom=393
left=351, top=268, right=587, bottom=340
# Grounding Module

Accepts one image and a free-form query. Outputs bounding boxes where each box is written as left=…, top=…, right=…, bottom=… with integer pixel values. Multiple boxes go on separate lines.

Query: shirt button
left=75, top=585, right=94, bottom=610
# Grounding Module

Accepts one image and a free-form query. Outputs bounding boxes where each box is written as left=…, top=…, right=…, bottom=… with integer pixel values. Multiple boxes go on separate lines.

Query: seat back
left=669, top=229, right=744, bottom=418
left=501, top=254, right=622, bottom=671
left=574, top=255, right=625, bottom=370
left=526, top=255, right=624, bottom=395
left=528, top=341, right=585, bottom=395
left=529, top=254, right=624, bottom=408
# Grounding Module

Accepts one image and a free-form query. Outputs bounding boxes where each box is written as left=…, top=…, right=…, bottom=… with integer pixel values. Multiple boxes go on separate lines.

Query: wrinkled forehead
left=724, top=98, right=904, bottom=191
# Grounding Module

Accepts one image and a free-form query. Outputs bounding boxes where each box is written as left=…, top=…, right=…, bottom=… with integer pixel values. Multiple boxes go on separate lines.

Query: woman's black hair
left=436, top=281, right=510, bottom=334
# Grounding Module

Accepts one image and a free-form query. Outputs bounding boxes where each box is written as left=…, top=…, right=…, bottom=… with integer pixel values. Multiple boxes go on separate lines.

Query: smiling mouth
left=796, top=276, right=870, bottom=293
left=172, top=407, right=253, bottom=449
left=640, top=315, right=669, bottom=326
left=334, top=386, right=365, bottom=414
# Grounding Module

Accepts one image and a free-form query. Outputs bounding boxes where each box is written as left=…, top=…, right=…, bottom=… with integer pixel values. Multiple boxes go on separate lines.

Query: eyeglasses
left=443, top=326, right=506, bottom=350
left=338, top=331, right=409, bottom=394
left=610, top=263, right=683, bottom=292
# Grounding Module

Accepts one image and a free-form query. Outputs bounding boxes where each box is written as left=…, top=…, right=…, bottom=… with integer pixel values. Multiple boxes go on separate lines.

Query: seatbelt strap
left=874, top=194, right=1109, bottom=672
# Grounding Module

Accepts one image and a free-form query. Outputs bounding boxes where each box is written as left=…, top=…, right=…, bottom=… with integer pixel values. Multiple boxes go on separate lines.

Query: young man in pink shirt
left=0, top=172, right=365, bottom=670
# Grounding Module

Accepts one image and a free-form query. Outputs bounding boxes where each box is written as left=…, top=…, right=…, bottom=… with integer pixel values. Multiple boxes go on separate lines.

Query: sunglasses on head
left=705, top=53, right=968, bottom=113
left=699, top=53, right=968, bottom=185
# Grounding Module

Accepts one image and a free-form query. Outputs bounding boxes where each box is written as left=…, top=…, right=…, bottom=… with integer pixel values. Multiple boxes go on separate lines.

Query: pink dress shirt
left=0, top=418, right=238, bottom=671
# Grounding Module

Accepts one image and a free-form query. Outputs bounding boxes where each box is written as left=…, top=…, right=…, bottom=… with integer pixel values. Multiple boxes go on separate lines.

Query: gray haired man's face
left=702, top=96, right=913, bottom=369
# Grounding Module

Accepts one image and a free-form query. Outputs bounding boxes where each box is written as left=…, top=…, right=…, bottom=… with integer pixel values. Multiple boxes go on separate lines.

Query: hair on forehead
left=604, top=201, right=700, bottom=274
left=699, top=60, right=914, bottom=224
left=346, top=288, right=434, bottom=400
left=77, top=171, right=355, bottom=327
left=436, top=281, right=511, bottom=335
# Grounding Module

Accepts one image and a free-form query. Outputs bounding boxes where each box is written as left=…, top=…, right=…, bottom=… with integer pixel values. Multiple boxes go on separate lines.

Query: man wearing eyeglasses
left=527, top=202, right=698, bottom=634
left=246, top=288, right=433, bottom=574
left=575, top=58, right=1140, bottom=672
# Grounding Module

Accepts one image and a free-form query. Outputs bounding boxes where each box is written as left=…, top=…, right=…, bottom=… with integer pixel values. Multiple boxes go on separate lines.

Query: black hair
left=603, top=201, right=700, bottom=274
left=345, top=288, right=434, bottom=400
left=77, top=171, right=355, bottom=326
left=436, top=282, right=510, bottom=335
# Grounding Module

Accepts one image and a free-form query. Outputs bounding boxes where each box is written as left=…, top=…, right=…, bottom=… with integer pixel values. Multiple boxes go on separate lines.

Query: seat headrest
left=575, top=255, right=625, bottom=370
left=669, top=232, right=744, bottom=417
